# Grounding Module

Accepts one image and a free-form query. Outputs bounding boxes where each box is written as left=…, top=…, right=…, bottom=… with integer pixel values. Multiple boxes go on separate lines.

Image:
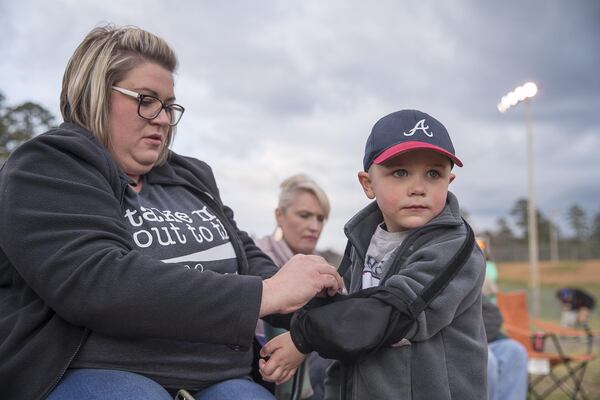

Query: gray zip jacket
left=299, top=193, right=487, bottom=399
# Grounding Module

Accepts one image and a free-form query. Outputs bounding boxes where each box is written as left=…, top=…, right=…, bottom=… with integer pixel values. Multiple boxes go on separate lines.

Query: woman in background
left=256, top=174, right=334, bottom=400
left=256, top=174, right=330, bottom=266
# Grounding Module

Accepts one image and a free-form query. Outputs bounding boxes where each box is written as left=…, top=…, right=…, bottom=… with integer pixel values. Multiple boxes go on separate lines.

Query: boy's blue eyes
left=392, top=169, right=441, bottom=178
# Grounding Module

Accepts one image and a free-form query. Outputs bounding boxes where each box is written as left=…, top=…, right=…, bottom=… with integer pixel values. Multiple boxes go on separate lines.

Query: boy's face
left=358, top=149, right=455, bottom=232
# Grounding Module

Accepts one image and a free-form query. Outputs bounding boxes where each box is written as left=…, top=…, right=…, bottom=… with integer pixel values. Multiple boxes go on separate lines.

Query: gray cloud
left=2, top=0, right=599, bottom=251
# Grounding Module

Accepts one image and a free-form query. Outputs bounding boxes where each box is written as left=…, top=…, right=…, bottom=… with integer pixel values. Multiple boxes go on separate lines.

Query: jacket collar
left=58, top=122, right=133, bottom=187
left=145, top=155, right=186, bottom=185
left=145, top=153, right=215, bottom=200
left=344, top=191, right=463, bottom=256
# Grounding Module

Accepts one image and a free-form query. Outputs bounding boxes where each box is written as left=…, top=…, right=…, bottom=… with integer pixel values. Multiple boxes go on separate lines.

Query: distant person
left=477, top=238, right=498, bottom=300
left=255, top=174, right=335, bottom=400
left=556, top=287, right=596, bottom=329
left=259, top=109, right=487, bottom=399
left=480, top=244, right=528, bottom=400
left=0, top=24, right=343, bottom=400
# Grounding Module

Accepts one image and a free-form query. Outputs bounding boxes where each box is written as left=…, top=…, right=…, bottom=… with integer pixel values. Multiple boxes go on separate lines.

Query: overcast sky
left=2, top=0, right=599, bottom=252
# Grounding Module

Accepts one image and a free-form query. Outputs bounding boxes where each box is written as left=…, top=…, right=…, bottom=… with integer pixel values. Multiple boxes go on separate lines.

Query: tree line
left=476, top=199, right=600, bottom=262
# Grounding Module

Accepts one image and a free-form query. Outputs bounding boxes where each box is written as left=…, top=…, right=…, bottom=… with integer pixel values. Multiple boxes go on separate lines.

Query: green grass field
left=496, top=260, right=600, bottom=399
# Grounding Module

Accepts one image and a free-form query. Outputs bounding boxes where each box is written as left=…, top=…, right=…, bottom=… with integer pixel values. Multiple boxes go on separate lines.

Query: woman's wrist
left=259, top=278, right=278, bottom=317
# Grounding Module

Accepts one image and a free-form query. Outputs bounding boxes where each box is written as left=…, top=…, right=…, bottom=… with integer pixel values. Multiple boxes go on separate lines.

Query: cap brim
left=373, top=141, right=463, bottom=167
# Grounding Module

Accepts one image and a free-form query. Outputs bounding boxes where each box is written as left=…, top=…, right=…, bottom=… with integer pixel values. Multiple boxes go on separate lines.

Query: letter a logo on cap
left=363, top=109, right=463, bottom=170
left=403, top=119, right=433, bottom=137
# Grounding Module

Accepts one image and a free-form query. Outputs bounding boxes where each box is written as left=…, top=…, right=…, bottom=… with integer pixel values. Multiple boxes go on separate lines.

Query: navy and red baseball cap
left=363, top=109, right=463, bottom=171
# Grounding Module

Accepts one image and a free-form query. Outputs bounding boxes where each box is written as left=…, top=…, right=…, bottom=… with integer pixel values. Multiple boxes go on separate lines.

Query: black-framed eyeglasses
left=111, top=86, right=185, bottom=126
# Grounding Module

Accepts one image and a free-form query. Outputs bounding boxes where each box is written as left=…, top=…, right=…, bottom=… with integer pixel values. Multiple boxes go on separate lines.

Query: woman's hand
left=259, top=332, right=306, bottom=384
left=259, top=254, right=343, bottom=317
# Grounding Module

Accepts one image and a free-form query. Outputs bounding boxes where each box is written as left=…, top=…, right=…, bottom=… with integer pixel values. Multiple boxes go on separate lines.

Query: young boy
left=260, top=110, right=487, bottom=399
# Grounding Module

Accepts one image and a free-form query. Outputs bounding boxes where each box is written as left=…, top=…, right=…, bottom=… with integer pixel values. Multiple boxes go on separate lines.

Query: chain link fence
left=488, top=240, right=600, bottom=262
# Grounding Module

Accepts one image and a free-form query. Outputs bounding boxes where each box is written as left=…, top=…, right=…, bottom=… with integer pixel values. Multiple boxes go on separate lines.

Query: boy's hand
left=259, top=332, right=306, bottom=385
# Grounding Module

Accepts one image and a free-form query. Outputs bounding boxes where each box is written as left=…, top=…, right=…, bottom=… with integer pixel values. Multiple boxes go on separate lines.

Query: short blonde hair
left=60, top=24, right=178, bottom=165
left=278, top=174, right=330, bottom=219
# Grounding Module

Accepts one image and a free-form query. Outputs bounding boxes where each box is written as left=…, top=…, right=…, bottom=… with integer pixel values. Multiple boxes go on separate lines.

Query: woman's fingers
left=260, top=363, right=285, bottom=382
left=260, top=254, right=343, bottom=316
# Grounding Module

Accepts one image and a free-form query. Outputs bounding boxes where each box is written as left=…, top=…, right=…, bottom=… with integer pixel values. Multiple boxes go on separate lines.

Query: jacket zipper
left=344, top=222, right=453, bottom=289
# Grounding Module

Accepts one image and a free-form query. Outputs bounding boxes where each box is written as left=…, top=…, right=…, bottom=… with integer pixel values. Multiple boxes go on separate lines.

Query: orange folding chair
left=496, top=290, right=595, bottom=399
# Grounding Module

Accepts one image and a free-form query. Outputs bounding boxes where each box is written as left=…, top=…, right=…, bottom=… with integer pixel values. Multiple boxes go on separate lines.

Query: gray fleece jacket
left=295, top=193, right=487, bottom=400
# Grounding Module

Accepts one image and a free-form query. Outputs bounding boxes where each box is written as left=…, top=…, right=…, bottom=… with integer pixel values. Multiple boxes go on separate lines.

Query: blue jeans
left=47, top=369, right=275, bottom=400
left=487, top=339, right=528, bottom=400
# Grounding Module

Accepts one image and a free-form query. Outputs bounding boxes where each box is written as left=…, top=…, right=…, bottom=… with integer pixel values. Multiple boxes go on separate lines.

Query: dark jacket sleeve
left=290, top=286, right=415, bottom=362
left=0, top=130, right=263, bottom=348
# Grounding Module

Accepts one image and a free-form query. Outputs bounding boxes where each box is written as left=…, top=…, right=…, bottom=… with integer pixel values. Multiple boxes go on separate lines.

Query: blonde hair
left=278, top=174, right=330, bottom=219
left=60, top=24, right=178, bottom=165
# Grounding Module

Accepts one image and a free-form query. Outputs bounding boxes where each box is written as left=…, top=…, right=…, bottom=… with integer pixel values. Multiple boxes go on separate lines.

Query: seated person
left=556, top=287, right=596, bottom=329
left=256, top=174, right=335, bottom=400
left=483, top=296, right=528, bottom=400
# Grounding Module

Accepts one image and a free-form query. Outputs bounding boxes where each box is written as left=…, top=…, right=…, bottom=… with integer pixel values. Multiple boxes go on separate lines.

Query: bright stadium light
left=497, top=81, right=541, bottom=318
left=497, top=82, right=537, bottom=113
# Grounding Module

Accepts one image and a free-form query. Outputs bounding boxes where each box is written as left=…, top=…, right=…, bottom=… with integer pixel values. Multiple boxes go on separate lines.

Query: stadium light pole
left=498, top=82, right=540, bottom=318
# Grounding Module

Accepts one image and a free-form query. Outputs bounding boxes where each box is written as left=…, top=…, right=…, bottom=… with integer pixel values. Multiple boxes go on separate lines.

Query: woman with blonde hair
left=255, top=174, right=333, bottom=400
left=0, top=25, right=342, bottom=400
left=256, top=174, right=330, bottom=266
